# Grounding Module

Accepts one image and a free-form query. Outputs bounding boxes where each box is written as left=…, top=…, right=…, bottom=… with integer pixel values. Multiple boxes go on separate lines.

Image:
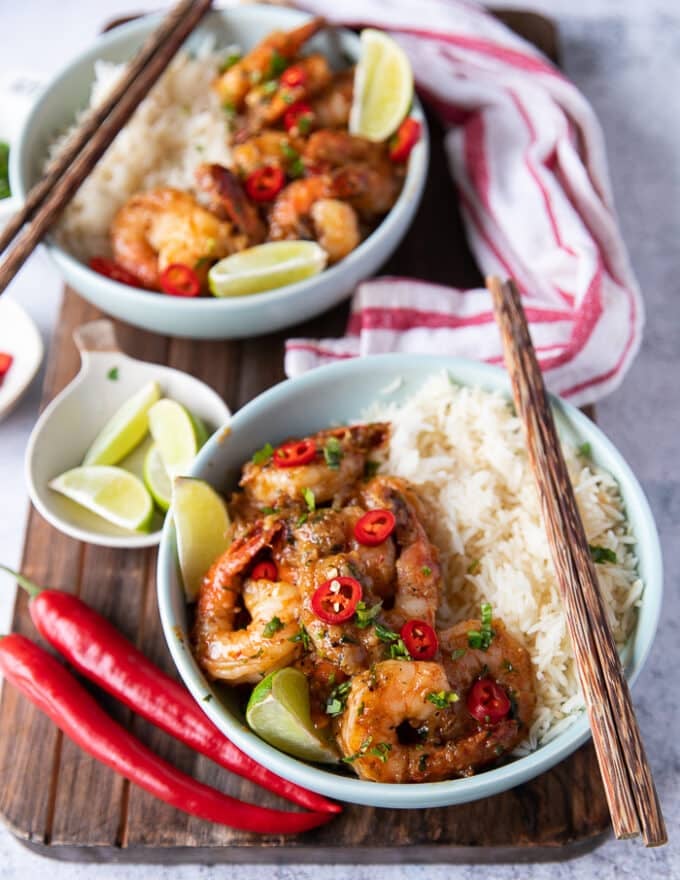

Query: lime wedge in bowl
left=349, top=29, right=413, bottom=142
left=172, top=477, right=231, bottom=602
left=246, top=667, right=339, bottom=764
left=208, top=241, right=327, bottom=298
left=143, top=444, right=172, bottom=512
left=83, top=380, right=161, bottom=466
left=148, top=399, right=206, bottom=479
left=49, top=466, right=153, bottom=532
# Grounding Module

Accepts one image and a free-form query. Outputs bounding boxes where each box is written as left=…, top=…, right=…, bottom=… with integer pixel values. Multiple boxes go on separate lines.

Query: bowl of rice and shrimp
left=157, top=354, right=662, bottom=808
left=10, top=5, right=428, bottom=339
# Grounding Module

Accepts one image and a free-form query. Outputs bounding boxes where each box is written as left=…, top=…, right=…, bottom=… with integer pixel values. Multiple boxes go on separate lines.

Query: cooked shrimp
left=439, top=618, right=536, bottom=735
left=213, top=17, right=326, bottom=108
left=194, top=518, right=301, bottom=684
left=332, top=162, right=403, bottom=219
left=195, top=163, right=266, bottom=244
left=310, top=69, right=354, bottom=129
left=240, top=423, right=389, bottom=508
left=110, top=188, right=243, bottom=290
left=303, top=130, right=387, bottom=169
left=309, top=199, right=360, bottom=262
left=231, top=131, right=305, bottom=177
left=359, top=476, right=441, bottom=627
left=245, top=54, right=332, bottom=129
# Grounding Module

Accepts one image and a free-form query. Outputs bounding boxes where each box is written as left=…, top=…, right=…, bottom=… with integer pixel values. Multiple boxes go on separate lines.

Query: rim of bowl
left=10, top=5, right=429, bottom=317
left=157, top=353, right=663, bottom=808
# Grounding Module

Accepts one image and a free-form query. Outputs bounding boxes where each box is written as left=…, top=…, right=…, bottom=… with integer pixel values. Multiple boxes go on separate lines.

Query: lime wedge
left=49, top=466, right=153, bottom=532
left=349, top=29, right=413, bottom=142
left=143, top=444, right=172, bottom=512
left=148, top=399, right=206, bottom=479
left=172, top=477, right=231, bottom=602
left=83, top=380, right=161, bottom=466
left=246, top=667, right=339, bottom=764
left=208, top=241, right=327, bottom=298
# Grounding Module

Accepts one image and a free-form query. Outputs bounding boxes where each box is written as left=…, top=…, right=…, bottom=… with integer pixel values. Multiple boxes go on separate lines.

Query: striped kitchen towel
left=285, top=0, right=643, bottom=406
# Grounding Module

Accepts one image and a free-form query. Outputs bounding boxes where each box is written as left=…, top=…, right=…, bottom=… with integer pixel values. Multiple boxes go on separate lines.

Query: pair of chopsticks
left=486, top=276, right=666, bottom=847
left=0, top=0, right=213, bottom=295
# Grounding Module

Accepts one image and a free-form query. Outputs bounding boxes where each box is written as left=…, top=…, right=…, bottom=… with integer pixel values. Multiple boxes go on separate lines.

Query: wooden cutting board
left=0, top=10, right=611, bottom=863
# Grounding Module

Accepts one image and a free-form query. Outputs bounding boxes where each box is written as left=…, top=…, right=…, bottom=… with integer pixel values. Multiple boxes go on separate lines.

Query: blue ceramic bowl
left=10, top=6, right=428, bottom=340
left=157, top=354, right=662, bottom=808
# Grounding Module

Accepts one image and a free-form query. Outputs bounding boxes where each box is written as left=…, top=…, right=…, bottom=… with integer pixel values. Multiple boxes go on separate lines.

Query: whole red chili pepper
left=0, top=633, right=331, bottom=834
left=0, top=565, right=338, bottom=816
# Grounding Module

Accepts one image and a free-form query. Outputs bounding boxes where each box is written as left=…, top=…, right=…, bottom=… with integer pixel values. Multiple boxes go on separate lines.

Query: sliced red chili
left=89, top=256, right=142, bottom=287
left=389, top=117, right=422, bottom=163
left=311, top=576, right=362, bottom=624
left=245, top=165, right=286, bottom=202
left=280, top=64, right=307, bottom=88
left=0, top=351, right=13, bottom=379
left=467, top=678, right=511, bottom=725
left=283, top=101, right=314, bottom=134
left=272, top=438, right=317, bottom=468
left=400, top=619, right=438, bottom=660
left=354, top=508, right=396, bottom=546
left=160, top=263, right=201, bottom=297
left=251, top=560, right=278, bottom=581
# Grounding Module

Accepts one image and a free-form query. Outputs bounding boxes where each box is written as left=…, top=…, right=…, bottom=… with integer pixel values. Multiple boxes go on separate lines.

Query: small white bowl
left=0, top=294, right=44, bottom=423
left=25, top=319, right=230, bottom=548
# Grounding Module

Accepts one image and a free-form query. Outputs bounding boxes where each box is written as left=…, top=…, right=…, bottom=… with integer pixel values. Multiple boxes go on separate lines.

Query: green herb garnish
left=426, top=690, right=460, bottom=709
left=252, top=442, right=274, bottom=465
left=202, top=694, right=213, bottom=702
left=261, top=79, right=278, bottom=96
left=450, top=648, right=466, bottom=662
left=268, top=50, right=288, bottom=79
left=106, top=367, right=119, bottom=381
left=578, top=441, right=592, bottom=458
left=297, top=114, right=312, bottom=135
left=219, top=51, right=241, bottom=73
left=421, top=566, right=432, bottom=576
left=341, top=736, right=373, bottom=764
left=289, top=623, right=311, bottom=651
left=363, top=460, right=380, bottom=479
left=301, top=487, right=316, bottom=512
left=467, top=602, right=494, bottom=650
left=261, top=506, right=279, bottom=515
left=375, top=624, right=412, bottom=660
left=323, top=436, right=343, bottom=469
left=263, top=616, right=283, bottom=638
left=354, top=600, right=382, bottom=629
left=325, top=680, right=352, bottom=716
left=418, top=753, right=429, bottom=772
left=0, top=142, right=10, bottom=200
left=368, top=742, right=392, bottom=763
left=467, top=558, right=481, bottom=575
left=222, top=101, right=236, bottom=115
left=589, top=545, right=617, bottom=564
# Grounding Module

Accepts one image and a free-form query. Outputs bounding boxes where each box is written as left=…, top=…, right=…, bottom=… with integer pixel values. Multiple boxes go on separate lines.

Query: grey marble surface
left=0, top=0, right=677, bottom=877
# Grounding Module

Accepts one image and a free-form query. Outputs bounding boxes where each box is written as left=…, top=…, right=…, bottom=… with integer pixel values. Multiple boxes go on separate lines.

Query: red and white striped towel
left=285, top=0, right=643, bottom=406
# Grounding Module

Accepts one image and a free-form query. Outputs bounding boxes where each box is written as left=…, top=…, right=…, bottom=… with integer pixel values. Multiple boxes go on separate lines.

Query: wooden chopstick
left=0, top=0, right=213, bottom=295
left=486, top=276, right=666, bottom=847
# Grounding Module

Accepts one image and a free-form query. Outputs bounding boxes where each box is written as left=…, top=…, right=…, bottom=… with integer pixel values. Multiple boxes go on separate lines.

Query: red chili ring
left=280, top=65, right=307, bottom=88
left=353, top=508, right=396, bottom=546
left=284, top=101, right=313, bottom=133
left=159, top=263, right=201, bottom=297
left=466, top=678, right=511, bottom=725
left=311, top=576, right=362, bottom=624
left=89, top=256, right=143, bottom=287
left=251, top=560, right=278, bottom=581
left=272, top=438, right=317, bottom=468
left=0, top=352, right=13, bottom=379
left=389, top=117, right=422, bottom=163
left=400, top=619, right=438, bottom=660
left=245, top=165, right=286, bottom=202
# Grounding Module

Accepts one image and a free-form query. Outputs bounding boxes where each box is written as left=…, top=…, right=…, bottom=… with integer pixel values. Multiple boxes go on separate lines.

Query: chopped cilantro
left=578, top=441, right=592, bottom=458
left=263, top=616, right=283, bottom=638
left=219, top=51, right=241, bottom=73
left=418, top=753, right=429, bottom=772
left=421, top=566, right=432, bottom=576
left=301, top=487, right=316, bottom=512
left=341, top=736, right=373, bottom=763
left=363, top=460, right=380, bottom=479
left=249, top=70, right=262, bottom=85
left=368, top=742, right=392, bottom=763
left=375, top=624, right=412, bottom=660
left=194, top=255, right=213, bottom=270
left=268, top=50, right=288, bottom=79
left=467, top=602, right=494, bottom=650
left=297, top=114, right=312, bottom=135
left=222, top=100, right=236, bottom=115
left=589, top=545, right=617, bottom=564
left=0, top=142, right=10, bottom=200
left=325, top=680, right=352, bottom=716
left=426, top=690, right=460, bottom=709
left=375, top=623, right=399, bottom=643
left=467, top=558, right=481, bottom=575
left=261, top=79, right=278, bottom=96
left=296, top=512, right=308, bottom=527
left=289, top=623, right=311, bottom=651
left=261, top=506, right=279, bottom=515
left=281, top=91, right=295, bottom=105
left=106, top=367, right=119, bottom=381
left=288, top=157, right=305, bottom=178
left=323, top=436, right=343, bottom=469
left=202, top=693, right=213, bottom=702
left=354, top=600, right=382, bottom=629
left=357, top=702, right=365, bottom=716
left=450, top=648, right=466, bottom=662
left=252, top=442, right=273, bottom=465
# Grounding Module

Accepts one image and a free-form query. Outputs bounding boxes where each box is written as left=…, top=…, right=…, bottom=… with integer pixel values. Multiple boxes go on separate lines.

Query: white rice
left=367, top=372, right=642, bottom=750
left=49, top=48, right=233, bottom=259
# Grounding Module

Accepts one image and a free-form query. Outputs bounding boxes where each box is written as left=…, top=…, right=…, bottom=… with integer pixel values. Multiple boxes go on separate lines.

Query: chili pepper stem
left=0, top=564, right=43, bottom=598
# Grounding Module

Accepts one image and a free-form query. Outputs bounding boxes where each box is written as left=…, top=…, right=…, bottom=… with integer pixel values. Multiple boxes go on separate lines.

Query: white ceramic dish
left=0, top=297, right=44, bottom=423
left=25, top=319, right=230, bottom=548
left=11, top=6, right=429, bottom=340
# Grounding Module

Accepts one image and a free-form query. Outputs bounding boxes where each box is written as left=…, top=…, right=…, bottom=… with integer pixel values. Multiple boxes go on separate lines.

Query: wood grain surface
left=0, top=10, right=613, bottom=863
